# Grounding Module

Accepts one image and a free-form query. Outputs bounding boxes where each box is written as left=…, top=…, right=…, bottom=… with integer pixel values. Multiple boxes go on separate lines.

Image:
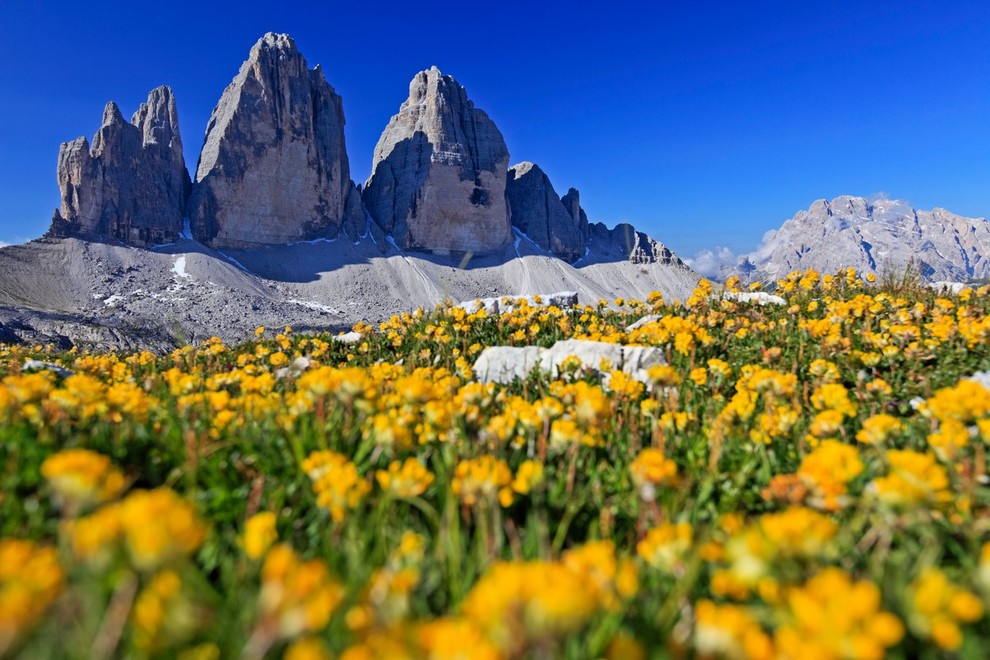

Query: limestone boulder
left=473, top=346, right=547, bottom=384
left=49, top=86, right=190, bottom=245
left=472, top=338, right=667, bottom=388
left=538, top=339, right=626, bottom=377
left=363, top=67, right=512, bottom=254
left=721, top=291, right=786, bottom=305
left=456, top=291, right=579, bottom=315
left=188, top=33, right=356, bottom=247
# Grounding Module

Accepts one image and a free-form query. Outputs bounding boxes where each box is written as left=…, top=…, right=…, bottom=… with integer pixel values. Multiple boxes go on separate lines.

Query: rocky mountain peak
left=48, top=85, right=190, bottom=246
left=737, top=196, right=990, bottom=282
left=101, top=101, right=125, bottom=127
left=363, top=67, right=512, bottom=253
left=188, top=32, right=362, bottom=247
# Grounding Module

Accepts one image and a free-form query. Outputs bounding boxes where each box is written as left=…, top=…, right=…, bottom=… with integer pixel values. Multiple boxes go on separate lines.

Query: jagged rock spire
left=49, top=86, right=190, bottom=245
left=188, top=32, right=363, bottom=247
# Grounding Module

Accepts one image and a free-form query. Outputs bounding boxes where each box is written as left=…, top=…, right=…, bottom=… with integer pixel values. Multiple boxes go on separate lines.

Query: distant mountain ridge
left=733, top=196, right=990, bottom=283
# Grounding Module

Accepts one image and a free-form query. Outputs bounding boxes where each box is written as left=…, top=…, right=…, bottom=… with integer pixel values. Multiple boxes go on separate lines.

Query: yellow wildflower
left=856, top=414, right=903, bottom=445
left=452, top=455, right=513, bottom=507
left=775, top=568, right=903, bottom=659
left=259, top=544, right=344, bottom=639
left=637, top=521, right=692, bottom=572
left=694, top=600, right=773, bottom=660
left=118, top=488, right=207, bottom=570
left=910, top=568, right=984, bottom=651
left=242, top=512, right=278, bottom=560
left=376, top=458, right=435, bottom=498
left=41, top=448, right=126, bottom=512
left=870, top=450, right=951, bottom=508
left=0, top=539, right=64, bottom=655
left=630, top=448, right=678, bottom=494
left=511, top=460, right=544, bottom=495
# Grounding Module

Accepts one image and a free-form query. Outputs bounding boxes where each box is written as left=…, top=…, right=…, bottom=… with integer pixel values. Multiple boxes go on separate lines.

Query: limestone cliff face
left=188, top=33, right=359, bottom=247
left=363, top=67, right=512, bottom=254
left=49, top=86, right=190, bottom=245
left=506, top=162, right=586, bottom=262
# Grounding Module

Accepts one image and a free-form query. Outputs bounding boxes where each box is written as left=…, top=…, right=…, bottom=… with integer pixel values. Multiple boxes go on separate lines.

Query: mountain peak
left=739, top=196, right=990, bottom=282
left=363, top=67, right=511, bottom=254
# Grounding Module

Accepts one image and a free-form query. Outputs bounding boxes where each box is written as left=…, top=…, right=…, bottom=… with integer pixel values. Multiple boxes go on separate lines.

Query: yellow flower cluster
left=242, top=511, right=279, bottom=560
left=0, top=539, right=63, bottom=655
left=637, top=521, right=693, bottom=572
left=259, top=544, right=345, bottom=639
left=5, top=269, right=990, bottom=655
left=41, top=447, right=126, bottom=511
left=133, top=570, right=198, bottom=653
left=376, top=458, right=435, bottom=498
left=629, top=447, right=678, bottom=494
left=452, top=455, right=514, bottom=507
left=42, top=449, right=207, bottom=574
left=909, top=568, right=984, bottom=650
left=303, top=450, right=372, bottom=523
left=870, top=449, right=952, bottom=508
left=774, top=568, right=903, bottom=659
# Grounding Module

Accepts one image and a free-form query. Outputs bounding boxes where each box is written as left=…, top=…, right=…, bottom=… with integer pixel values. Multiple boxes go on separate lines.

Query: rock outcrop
left=363, top=67, right=512, bottom=254
left=507, top=166, right=683, bottom=267
left=562, top=188, right=682, bottom=266
left=48, top=86, right=190, bottom=245
left=736, top=196, right=990, bottom=282
left=506, top=162, right=586, bottom=262
left=188, top=33, right=360, bottom=247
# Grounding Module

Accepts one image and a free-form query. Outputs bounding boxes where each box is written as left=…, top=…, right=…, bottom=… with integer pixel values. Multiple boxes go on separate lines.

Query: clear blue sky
left=1, top=1, right=988, bottom=261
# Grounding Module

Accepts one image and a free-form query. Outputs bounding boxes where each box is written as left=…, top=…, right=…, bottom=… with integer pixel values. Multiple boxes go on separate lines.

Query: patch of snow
left=385, top=235, right=402, bottom=253
left=289, top=299, right=341, bottom=314
left=218, top=252, right=250, bottom=272
left=289, top=237, right=336, bottom=246
left=172, top=256, right=190, bottom=279
left=180, top=218, right=193, bottom=240
left=103, top=295, right=125, bottom=306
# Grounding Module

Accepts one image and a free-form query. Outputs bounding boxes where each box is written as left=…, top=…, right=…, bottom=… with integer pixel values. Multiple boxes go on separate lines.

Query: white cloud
left=684, top=246, right=738, bottom=279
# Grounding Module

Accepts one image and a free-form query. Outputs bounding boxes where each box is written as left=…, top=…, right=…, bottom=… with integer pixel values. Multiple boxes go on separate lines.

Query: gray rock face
left=560, top=188, right=589, bottom=229
left=49, top=86, right=189, bottom=245
left=738, top=196, right=990, bottom=282
left=506, top=162, right=586, bottom=262
left=561, top=189, right=681, bottom=266
left=188, top=33, right=355, bottom=247
left=363, top=67, right=512, bottom=254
